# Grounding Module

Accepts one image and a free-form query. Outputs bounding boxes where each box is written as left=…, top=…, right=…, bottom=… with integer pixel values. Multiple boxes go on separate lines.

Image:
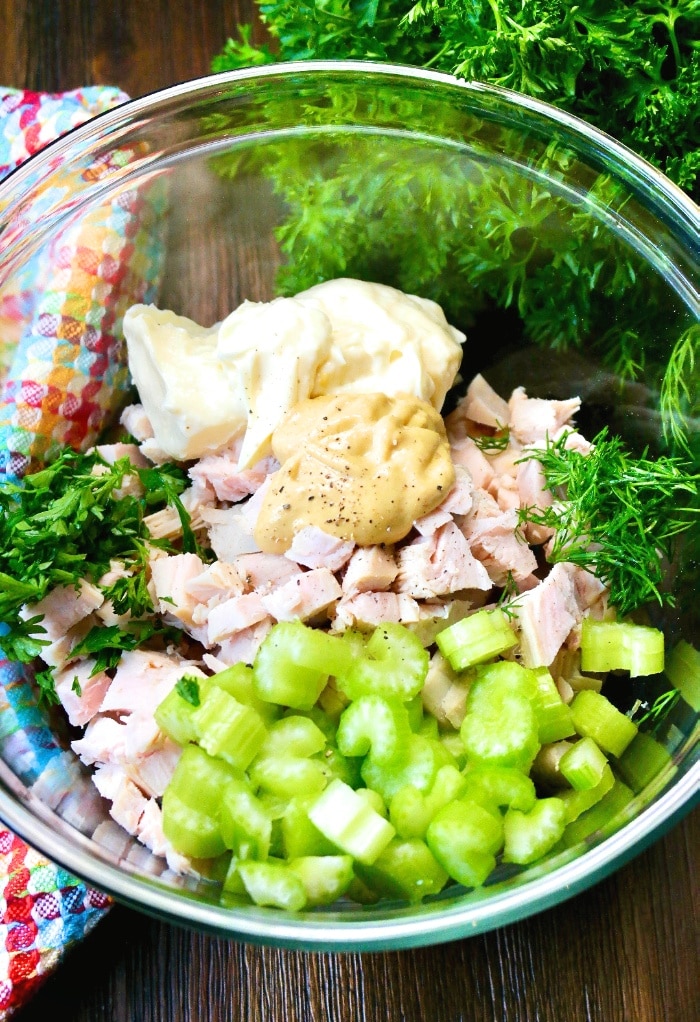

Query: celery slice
left=280, top=799, right=338, bottom=859
left=249, top=755, right=329, bottom=798
left=287, top=855, right=355, bottom=907
left=307, top=779, right=395, bottom=864
left=360, top=733, right=438, bottom=804
left=570, top=689, right=638, bottom=758
left=211, top=662, right=281, bottom=723
left=461, top=765, right=537, bottom=813
left=219, top=786, right=272, bottom=861
left=426, top=798, right=503, bottom=888
left=460, top=662, right=540, bottom=771
left=336, top=695, right=412, bottom=766
left=503, top=798, right=567, bottom=865
left=193, top=686, right=268, bottom=770
left=532, top=668, right=576, bottom=743
left=258, top=715, right=327, bottom=759
left=557, top=763, right=616, bottom=823
left=166, top=744, right=247, bottom=816
left=390, top=765, right=467, bottom=840
left=354, top=837, right=449, bottom=903
left=664, top=640, right=700, bottom=712
left=580, top=618, right=664, bottom=678
left=559, top=737, right=608, bottom=791
left=435, top=609, right=517, bottom=671
left=253, top=622, right=330, bottom=710
left=337, top=623, right=430, bottom=702
left=161, top=790, right=227, bottom=859
left=616, top=731, right=674, bottom=793
left=237, top=860, right=307, bottom=911
left=561, top=778, right=635, bottom=846
left=154, top=679, right=207, bottom=746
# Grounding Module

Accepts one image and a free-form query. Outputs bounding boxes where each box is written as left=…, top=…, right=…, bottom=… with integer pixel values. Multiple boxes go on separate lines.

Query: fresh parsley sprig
left=517, top=429, right=700, bottom=617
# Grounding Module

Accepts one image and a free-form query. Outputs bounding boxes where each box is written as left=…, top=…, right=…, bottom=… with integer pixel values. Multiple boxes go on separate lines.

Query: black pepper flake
left=282, top=503, right=291, bottom=510
left=308, top=495, right=315, bottom=501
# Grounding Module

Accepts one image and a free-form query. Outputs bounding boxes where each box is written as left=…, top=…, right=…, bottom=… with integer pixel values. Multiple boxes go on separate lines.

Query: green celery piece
left=616, top=732, right=675, bottom=794
left=154, top=682, right=205, bottom=746
left=337, top=623, right=429, bottom=702
left=354, top=837, right=449, bottom=904
left=461, top=765, right=537, bottom=814
left=212, top=662, right=281, bottom=723
left=237, top=860, right=307, bottom=911
left=219, top=785, right=273, bottom=860
left=557, top=763, right=616, bottom=823
left=426, top=799, right=504, bottom=889
left=287, top=855, right=354, bottom=907
left=580, top=618, right=664, bottom=678
left=531, top=668, right=576, bottom=743
left=253, top=622, right=330, bottom=710
left=354, top=786, right=388, bottom=818
left=258, top=715, right=327, bottom=758
left=360, top=733, right=438, bottom=804
left=503, top=798, right=568, bottom=865
left=281, top=799, right=339, bottom=859
left=249, top=755, right=329, bottom=798
left=390, top=764, right=467, bottom=840
left=570, top=689, right=638, bottom=758
left=559, top=737, right=609, bottom=791
left=165, top=744, right=247, bottom=816
left=435, top=609, right=517, bottom=672
left=290, top=704, right=338, bottom=741
left=664, top=640, right=700, bottom=712
left=561, top=778, right=635, bottom=847
left=222, top=858, right=247, bottom=897
left=161, top=789, right=227, bottom=860
left=193, top=686, right=268, bottom=770
left=319, top=745, right=362, bottom=788
left=307, top=779, right=396, bottom=865
left=440, top=731, right=468, bottom=769
left=336, top=695, right=412, bottom=766
left=460, top=662, right=540, bottom=771
left=406, top=695, right=426, bottom=732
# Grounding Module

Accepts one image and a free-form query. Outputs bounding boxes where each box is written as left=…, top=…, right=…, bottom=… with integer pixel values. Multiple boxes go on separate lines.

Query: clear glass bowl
left=0, top=62, right=697, bottom=949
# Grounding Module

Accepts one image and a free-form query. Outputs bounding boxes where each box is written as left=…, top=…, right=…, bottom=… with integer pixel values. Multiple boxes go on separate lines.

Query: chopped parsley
left=175, top=676, right=202, bottom=707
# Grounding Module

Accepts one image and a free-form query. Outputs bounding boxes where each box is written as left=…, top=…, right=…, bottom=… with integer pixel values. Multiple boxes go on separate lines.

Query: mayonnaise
left=254, top=392, right=456, bottom=552
left=123, top=278, right=465, bottom=467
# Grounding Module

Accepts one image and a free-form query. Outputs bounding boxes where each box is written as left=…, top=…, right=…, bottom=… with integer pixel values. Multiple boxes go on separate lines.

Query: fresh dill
left=472, top=430, right=511, bottom=454
left=517, top=429, right=700, bottom=617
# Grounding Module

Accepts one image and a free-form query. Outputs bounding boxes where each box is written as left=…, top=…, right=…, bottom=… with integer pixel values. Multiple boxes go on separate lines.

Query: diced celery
left=307, top=779, right=395, bottom=864
left=337, top=623, right=429, bottom=702
left=435, top=608, right=517, bottom=672
left=161, top=790, right=227, bottom=859
left=287, top=855, right=354, bottom=907
left=354, top=786, right=389, bottom=818
left=211, top=662, right=281, bottom=723
left=557, top=763, right=615, bottom=823
left=616, top=731, right=674, bottom=793
left=503, top=798, right=567, bottom=865
left=580, top=618, right=664, bottom=678
left=360, top=733, right=438, bottom=804
left=559, top=737, right=608, bottom=791
left=289, top=705, right=338, bottom=741
left=426, top=799, right=504, bottom=888
left=355, top=837, right=449, bottom=903
left=249, top=755, right=329, bottom=798
left=222, top=858, right=248, bottom=896
left=460, top=662, right=540, bottom=771
left=318, top=745, right=362, bottom=788
left=253, top=622, right=330, bottom=710
left=417, top=714, right=440, bottom=741
left=280, top=799, right=338, bottom=859
left=166, top=744, right=247, bottom=816
left=560, top=778, right=635, bottom=847
left=532, top=668, right=576, bottom=743
left=154, top=682, right=203, bottom=746
left=664, top=640, right=700, bottom=712
left=570, top=689, right=638, bottom=758
left=406, top=695, right=426, bottom=732
left=193, top=686, right=267, bottom=770
left=258, top=716, right=327, bottom=759
left=219, top=786, right=272, bottom=860
left=345, top=875, right=381, bottom=905
left=336, top=695, right=412, bottom=766
left=390, top=765, right=467, bottom=840
left=461, top=764, right=537, bottom=813
left=237, top=860, right=307, bottom=911
left=440, top=731, right=468, bottom=769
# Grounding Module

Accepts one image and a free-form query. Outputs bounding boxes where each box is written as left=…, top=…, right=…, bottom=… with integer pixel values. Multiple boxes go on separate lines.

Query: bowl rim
left=0, top=60, right=698, bottom=948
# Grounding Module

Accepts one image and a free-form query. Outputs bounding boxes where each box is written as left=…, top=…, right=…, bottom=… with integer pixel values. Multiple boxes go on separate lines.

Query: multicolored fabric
left=0, top=85, right=164, bottom=1018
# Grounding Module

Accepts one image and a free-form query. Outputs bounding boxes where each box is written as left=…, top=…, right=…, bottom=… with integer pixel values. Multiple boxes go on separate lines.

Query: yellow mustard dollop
left=254, top=392, right=455, bottom=553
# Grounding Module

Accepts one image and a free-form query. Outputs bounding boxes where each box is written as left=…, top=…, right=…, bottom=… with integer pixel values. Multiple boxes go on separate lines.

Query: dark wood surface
left=1, top=3, right=698, bottom=1019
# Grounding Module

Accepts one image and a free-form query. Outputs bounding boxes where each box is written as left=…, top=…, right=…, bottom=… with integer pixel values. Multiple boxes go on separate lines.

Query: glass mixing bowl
left=0, top=62, right=697, bottom=949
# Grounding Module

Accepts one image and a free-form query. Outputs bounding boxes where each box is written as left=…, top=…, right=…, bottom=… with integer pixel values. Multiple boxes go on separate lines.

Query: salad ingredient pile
left=0, top=278, right=696, bottom=912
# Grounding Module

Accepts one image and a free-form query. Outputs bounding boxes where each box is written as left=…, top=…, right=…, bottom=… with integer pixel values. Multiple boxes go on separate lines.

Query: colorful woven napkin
left=0, top=85, right=163, bottom=1019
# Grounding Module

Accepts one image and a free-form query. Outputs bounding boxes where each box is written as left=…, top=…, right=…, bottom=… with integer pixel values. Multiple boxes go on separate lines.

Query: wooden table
left=2, top=2, right=698, bottom=1019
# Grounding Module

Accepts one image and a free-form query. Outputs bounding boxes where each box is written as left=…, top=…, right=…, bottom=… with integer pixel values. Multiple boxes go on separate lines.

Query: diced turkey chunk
left=516, top=456, right=555, bottom=545
left=342, top=545, right=398, bottom=596
left=437, top=465, right=474, bottom=516
left=508, top=387, right=581, bottom=444
left=54, top=659, right=112, bottom=727
left=396, top=522, right=492, bottom=598
left=94, top=442, right=151, bottom=468
left=120, top=403, right=154, bottom=442
left=414, top=508, right=453, bottom=536
left=261, top=568, right=342, bottom=622
left=99, top=650, right=206, bottom=717
left=108, top=772, right=149, bottom=835
left=421, top=651, right=471, bottom=729
left=73, top=717, right=127, bottom=767
left=207, top=592, right=270, bottom=644
left=150, top=553, right=206, bottom=627
left=333, top=591, right=422, bottom=631
left=461, top=373, right=510, bottom=429
left=201, top=506, right=260, bottom=560
left=37, top=617, right=95, bottom=669
left=20, top=581, right=104, bottom=643
left=449, top=437, right=495, bottom=491
left=185, top=560, right=245, bottom=604
left=511, top=562, right=581, bottom=668
left=234, top=552, right=303, bottom=592
left=215, top=619, right=275, bottom=666
left=127, top=741, right=182, bottom=799
left=462, top=508, right=538, bottom=585
left=188, top=447, right=277, bottom=503
left=286, top=526, right=355, bottom=571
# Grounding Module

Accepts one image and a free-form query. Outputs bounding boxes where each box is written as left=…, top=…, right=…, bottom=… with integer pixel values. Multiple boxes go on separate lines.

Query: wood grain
left=0, top=3, right=698, bottom=1021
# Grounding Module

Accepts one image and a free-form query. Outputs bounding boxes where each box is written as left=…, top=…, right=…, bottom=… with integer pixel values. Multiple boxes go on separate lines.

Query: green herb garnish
left=175, top=676, right=202, bottom=707
left=517, top=429, right=700, bottom=616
